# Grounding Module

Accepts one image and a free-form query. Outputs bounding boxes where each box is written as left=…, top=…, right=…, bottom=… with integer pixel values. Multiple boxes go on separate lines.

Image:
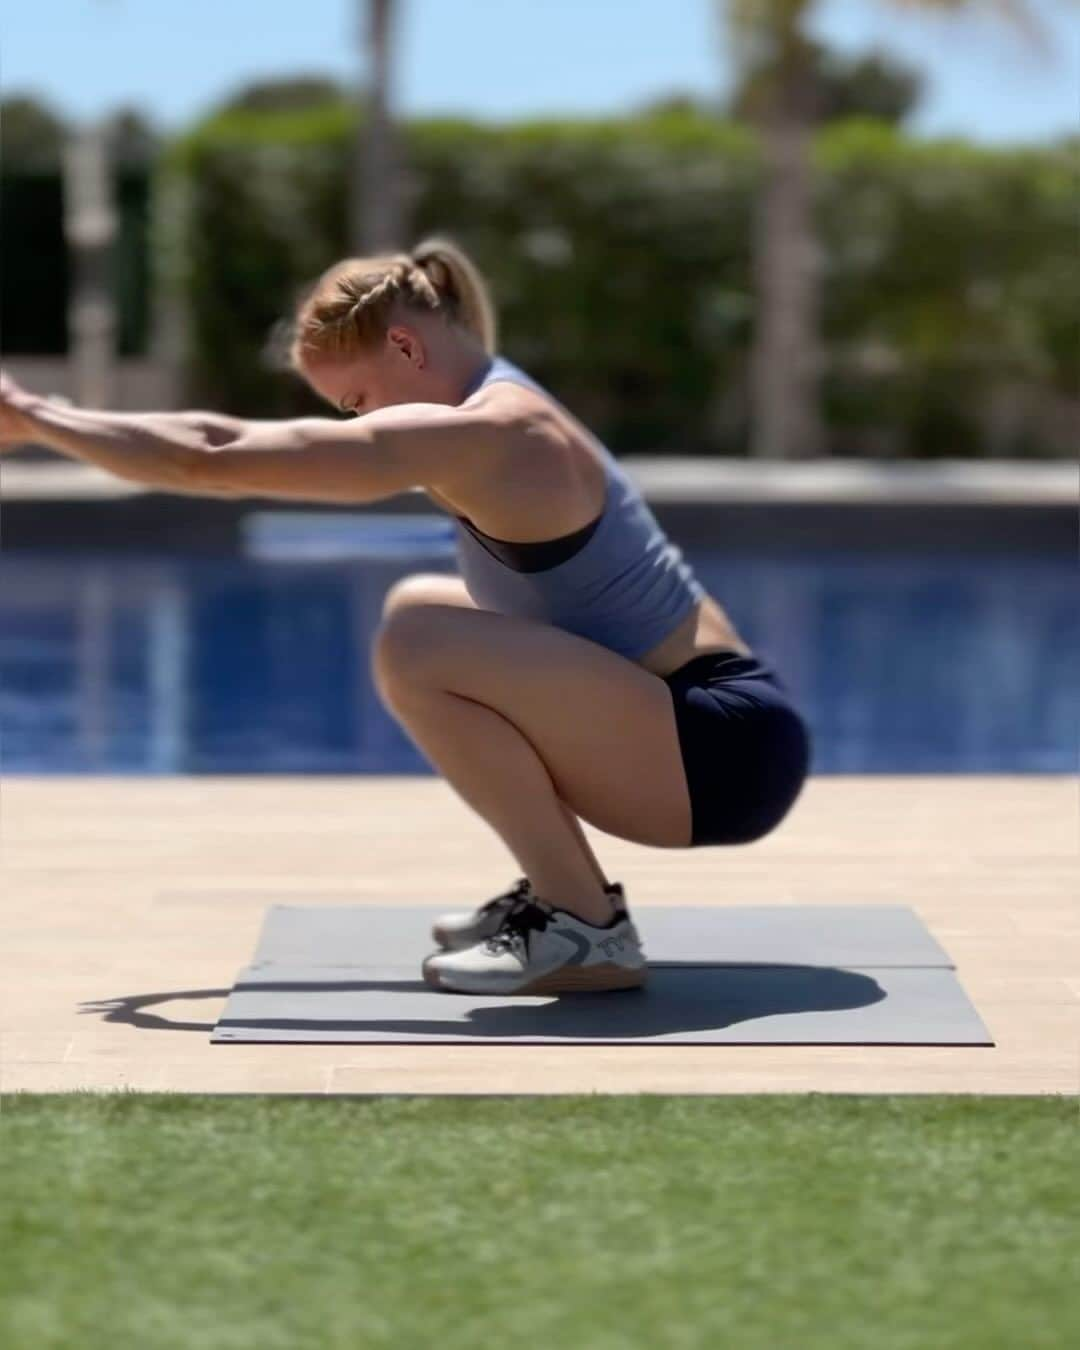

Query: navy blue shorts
left=662, top=648, right=812, bottom=847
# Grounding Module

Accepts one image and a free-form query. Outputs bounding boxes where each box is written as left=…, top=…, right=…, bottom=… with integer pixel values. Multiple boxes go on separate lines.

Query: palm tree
left=721, top=0, right=1050, bottom=460
left=353, top=0, right=402, bottom=253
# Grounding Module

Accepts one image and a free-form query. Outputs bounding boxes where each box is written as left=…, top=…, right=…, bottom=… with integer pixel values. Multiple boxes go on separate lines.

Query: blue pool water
left=0, top=532, right=1075, bottom=774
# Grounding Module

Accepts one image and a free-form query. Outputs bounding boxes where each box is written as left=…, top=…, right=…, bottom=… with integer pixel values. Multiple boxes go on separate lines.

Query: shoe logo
left=552, top=928, right=592, bottom=966
left=597, top=933, right=628, bottom=958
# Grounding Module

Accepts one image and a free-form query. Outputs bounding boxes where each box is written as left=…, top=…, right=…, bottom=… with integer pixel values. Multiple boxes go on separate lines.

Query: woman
left=0, top=235, right=812, bottom=997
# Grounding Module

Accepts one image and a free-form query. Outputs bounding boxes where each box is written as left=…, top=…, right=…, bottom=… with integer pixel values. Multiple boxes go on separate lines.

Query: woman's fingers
left=0, top=370, right=40, bottom=447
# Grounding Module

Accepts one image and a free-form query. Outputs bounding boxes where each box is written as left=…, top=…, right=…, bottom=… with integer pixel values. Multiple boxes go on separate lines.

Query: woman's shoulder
left=462, top=355, right=550, bottom=415
left=448, top=381, right=611, bottom=536
left=458, top=350, right=621, bottom=491
left=461, top=363, right=569, bottom=459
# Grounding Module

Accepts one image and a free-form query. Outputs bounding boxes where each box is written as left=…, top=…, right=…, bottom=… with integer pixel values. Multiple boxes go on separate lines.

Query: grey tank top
left=451, top=353, right=706, bottom=661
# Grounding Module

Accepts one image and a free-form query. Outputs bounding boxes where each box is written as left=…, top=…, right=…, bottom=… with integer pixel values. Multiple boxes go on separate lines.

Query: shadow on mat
left=81, top=966, right=886, bottom=1039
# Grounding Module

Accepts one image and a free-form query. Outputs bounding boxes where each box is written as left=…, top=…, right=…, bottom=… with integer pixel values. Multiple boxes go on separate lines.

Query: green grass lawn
left=1, top=1093, right=1077, bottom=1350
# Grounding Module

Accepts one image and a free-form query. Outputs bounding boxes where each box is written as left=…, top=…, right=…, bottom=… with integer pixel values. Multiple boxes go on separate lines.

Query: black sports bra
left=454, top=512, right=603, bottom=574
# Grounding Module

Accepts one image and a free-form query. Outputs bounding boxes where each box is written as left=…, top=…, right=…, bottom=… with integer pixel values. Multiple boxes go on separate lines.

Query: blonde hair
left=287, top=234, right=497, bottom=370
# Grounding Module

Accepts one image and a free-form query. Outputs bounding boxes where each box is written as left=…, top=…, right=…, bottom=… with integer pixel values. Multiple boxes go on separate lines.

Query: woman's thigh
left=372, top=603, right=693, bottom=849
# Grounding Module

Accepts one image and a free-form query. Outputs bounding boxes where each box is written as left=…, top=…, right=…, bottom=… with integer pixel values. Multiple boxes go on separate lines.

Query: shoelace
left=483, top=899, right=552, bottom=955
left=477, top=874, right=531, bottom=918
left=477, top=875, right=531, bottom=917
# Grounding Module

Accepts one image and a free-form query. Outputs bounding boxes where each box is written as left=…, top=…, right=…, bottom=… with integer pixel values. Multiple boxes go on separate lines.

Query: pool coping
left=1, top=456, right=1074, bottom=504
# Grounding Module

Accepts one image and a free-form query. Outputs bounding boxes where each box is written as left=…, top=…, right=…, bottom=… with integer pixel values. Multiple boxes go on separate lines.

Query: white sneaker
left=432, top=877, right=629, bottom=951
left=422, top=897, right=647, bottom=995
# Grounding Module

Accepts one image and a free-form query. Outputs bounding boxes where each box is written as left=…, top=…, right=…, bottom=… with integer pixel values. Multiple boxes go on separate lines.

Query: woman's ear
left=387, top=324, right=425, bottom=371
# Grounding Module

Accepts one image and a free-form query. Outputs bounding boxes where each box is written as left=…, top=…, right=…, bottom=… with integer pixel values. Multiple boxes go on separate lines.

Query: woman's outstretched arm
left=1, top=392, right=318, bottom=495
left=188, top=399, right=515, bottom=503
left=0, top=370, right=516, bottom=504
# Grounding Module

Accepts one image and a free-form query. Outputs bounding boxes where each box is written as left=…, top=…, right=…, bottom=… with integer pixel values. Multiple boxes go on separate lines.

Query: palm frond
left=879, top=0, right=1058, bottom=55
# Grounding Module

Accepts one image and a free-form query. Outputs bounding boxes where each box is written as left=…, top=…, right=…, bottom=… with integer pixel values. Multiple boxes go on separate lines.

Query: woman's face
left=302, top=318, right=433, bottom=416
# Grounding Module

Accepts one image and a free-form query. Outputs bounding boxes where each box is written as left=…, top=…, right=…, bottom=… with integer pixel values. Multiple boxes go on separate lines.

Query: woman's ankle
left=536, top=893, right=616, bottom=927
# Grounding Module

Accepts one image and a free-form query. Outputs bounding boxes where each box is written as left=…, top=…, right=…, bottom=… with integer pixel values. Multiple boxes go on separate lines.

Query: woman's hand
left=0, top=370, right=42, bottom=450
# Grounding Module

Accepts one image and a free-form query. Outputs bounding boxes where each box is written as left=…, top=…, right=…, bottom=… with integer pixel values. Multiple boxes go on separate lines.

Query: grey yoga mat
left=211, top=905, right=993, bottom=1046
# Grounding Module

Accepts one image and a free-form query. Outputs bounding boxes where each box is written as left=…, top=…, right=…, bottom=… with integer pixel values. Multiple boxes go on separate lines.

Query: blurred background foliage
left=2, top=88, right=1075, bottom=457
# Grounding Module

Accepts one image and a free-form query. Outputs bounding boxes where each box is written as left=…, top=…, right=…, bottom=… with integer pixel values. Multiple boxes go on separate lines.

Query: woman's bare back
left=429, top=380, right=750, bottom=676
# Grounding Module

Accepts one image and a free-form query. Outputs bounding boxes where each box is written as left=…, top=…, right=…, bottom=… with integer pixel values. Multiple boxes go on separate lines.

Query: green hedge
left=148, top=105, right=1077, bottom=456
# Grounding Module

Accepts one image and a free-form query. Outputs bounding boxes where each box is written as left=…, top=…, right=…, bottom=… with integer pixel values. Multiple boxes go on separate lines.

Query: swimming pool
left=0, top=540, right=1074, bottom=774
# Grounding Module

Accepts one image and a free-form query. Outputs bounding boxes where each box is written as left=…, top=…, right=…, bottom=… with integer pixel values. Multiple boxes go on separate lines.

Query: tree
left=216, top=77, right=348, bottom=115
left=721, top=0, right=1053, bottom=459
left=101, top=106, right=160, bottom=167
left=731, top=43, right=923, bottom=126
left=0, top=94, right=71, bottom=170
left=352, top=0, right=402, bottom=253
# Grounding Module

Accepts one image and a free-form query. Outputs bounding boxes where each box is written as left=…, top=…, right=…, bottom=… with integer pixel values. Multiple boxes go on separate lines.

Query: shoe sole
left=423, top=961, right=647, bottom=995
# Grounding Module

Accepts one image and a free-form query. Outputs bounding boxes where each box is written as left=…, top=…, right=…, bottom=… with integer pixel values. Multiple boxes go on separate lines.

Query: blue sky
left=2, top=0, right=1077, bottom=144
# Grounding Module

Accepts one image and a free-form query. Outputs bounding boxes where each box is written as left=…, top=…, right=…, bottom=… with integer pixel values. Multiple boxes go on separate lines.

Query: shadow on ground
left=80, top=965, right=887, bottom=1041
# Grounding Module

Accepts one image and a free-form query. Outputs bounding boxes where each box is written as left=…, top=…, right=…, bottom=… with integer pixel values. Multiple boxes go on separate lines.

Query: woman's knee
left=373, top=600, right=472, bottom=703
left=376, top=577, right=457, bottom=696
left=373, top=604, right=429, bottom=695
left=381, top=572, right=473, bottom=623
